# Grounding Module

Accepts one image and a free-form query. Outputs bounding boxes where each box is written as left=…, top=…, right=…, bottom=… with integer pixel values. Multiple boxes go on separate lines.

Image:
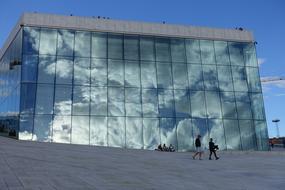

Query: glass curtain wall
left=18, top=26, right=269, bottom=151
left=0, top=29, right=22, bottom=138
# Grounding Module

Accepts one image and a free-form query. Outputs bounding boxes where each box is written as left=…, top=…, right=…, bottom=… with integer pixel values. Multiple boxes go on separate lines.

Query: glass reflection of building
left=0, top=13, right=269, bottom=150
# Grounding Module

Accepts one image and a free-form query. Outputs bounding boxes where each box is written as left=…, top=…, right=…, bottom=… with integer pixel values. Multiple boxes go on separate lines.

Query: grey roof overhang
left=0, top=12, right=254, bottom=59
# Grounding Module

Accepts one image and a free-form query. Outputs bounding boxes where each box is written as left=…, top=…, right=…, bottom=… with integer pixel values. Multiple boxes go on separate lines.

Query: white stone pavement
left=0, top=137, right=284, bottom=190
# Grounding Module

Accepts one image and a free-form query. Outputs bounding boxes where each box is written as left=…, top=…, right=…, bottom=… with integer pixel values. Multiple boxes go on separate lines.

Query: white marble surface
left=0, top=137, right=284, bottom=190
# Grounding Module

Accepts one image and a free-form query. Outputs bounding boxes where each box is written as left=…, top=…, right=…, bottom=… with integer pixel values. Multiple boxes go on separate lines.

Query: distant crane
left=261, top=77, right=285, bottom=83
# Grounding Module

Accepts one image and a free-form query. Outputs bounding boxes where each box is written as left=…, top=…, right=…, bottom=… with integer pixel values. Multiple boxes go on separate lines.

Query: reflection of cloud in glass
left=39, top=29, right=57, bottom=55
left=90, top=117, right=107, bottom=146
left=19, top=131, right=33, bottom=140
left=72, top=116, right=89, bottom=145
left=160, top=118, right=176, bottom=146
left=176, top=118, right=193, bottom=151
left=126, top=118, right=143, bottom=149
left=108, top=117, right=125, bottom=147
left=54, top=100, right=72, bottom=115
left=56, top=58, right=73, bottom=78
left=53, top=116, right=71, bottom=143
left=143, top=118, right=160, bottom=150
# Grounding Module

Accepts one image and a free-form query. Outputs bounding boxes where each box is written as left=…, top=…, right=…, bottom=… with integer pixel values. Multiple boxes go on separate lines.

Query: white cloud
left=258, top=58, right=266, bottom=66
left=275, top=93, right=285, bottom=97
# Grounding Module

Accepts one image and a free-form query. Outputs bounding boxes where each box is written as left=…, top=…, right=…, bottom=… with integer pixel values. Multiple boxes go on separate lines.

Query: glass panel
left=172, top=64, right=188, bottom=89
left=74, top=57, right=90, bottom=85
left=52, top=116, right=71, bottom=143
left=108, top=87, right=125, bottom=116
left=158, top=89, right=174, bottom=117
left=108, top=117, right=125, bottom=147
left=188, top=64, right=204, bottom=90
left=33, top=115, right=52, bottom=142
left=54, top=85, right=72, bottom=115
left=140, top=37, right=155, bottom=61
left=217, top=65, right=234, bottom=91
left=108, top=59, right=124, bottom=86
left=235, top=92, right=252, bottom=119
left=244, top=43, right=258, bottom=67
left=160, top=118, right=177, bottom=148
left=142, top=89, right=158, bottom=117
left=223, top=119, right=241, bottom=150
left=39, top=28, right=57, bottom=55
left=91, top=58, right=107, bottom=86
left=55, top=57, right=73, bottom=85
left=231, top=66, right=248, bottom=92
left=20, top=83, right=36, bottom=114
left=205, top=91, right=222, bottom=118
left=74, top=31, right=91, bottom=57
left=23, top=27, right=40, bottom=54
left=246, top=67, right=261, bottom=92
left=171, top=39, right=186, bottom=63
left=37, top=55, right=56, bottom=84
left=155, top=38, right=170, bottom=62
left=71, top=115, right=90, bottom=145
left=72, top=86, right=90, bottom=115
left=19, top=115, right=33, bottom=140
left=202, top=65, right=218, bottom=90
left=35, top=84, right=54, bottom=114
left=57, top=29, right=74, bottom=57
left=126, top=117, right=143, bottom=149
left=91, top=32, right=107, bottom=58
left=174, top=90, right=190, bottom=118
left=214, top=41, right=230, bottom=65
left=220, top=91, right=237, bottom=119
left=108, top=34, right=123, bottom=59
left=90, top=87, right=107, bottom=116
left=140, top=61, right=157, bottom=88
left=254, top=120, right=269, bottom=151
left=22, top=55, right=38, bottom=82
left=124, top=35, right=139, bottom=60
left=192, top=118, right=208, bottom=148
left=208, top=119, right=226, bottom=150
left=185, top=39, right=201, bottom=64
left=90, top=116, right=107, bottom=146
left=125, top=88, right=141, bottom=116
left=250, top=93, right=265, bottom=120
left=176, top=118, right=193, bottom=151
left=125, top=61, right=140, bottom=87
left=143, top=118, right=160, bottom=150
left=229, top=42, right=244, bottom=66
left=239, top=120, right=256, bottom=150
left=200, top=40, right=215, bottom=64
left=190, top=91, right=206, bottom=118
left=157, top=63, right=173, bottom=89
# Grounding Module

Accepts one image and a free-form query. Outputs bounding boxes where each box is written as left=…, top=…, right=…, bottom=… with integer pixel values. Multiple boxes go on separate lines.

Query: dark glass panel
left=124, top=35, right=139, bottom=60
left=91, top=32, right=107, bottom=58
left=108, top=34, right=123, bottom=59
left=155, top=38, right=170, bottom=62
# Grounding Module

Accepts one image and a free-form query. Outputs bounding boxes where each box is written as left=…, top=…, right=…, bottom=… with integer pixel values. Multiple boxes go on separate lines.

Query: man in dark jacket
left=209, top=138, right=219, bottom=160
left=193, top=135, right=203, bottom=160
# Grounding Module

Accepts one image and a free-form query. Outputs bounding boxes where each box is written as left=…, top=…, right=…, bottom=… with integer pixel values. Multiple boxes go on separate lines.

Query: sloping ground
left=0, top=137, right=284, bottom=190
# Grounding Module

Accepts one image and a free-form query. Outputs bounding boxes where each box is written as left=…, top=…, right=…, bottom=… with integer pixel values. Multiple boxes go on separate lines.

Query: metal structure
left=261, top=77, right=285, bottom=83
left=272, top=119, right=280, bottom=138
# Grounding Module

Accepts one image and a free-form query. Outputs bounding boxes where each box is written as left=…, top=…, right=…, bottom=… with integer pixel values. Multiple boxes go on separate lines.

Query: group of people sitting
left=155, top=143, right=175, bottom=152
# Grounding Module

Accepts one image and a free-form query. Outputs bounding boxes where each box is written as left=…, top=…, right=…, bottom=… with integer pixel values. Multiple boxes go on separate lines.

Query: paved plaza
left=0, top=137, right=284, bottom=190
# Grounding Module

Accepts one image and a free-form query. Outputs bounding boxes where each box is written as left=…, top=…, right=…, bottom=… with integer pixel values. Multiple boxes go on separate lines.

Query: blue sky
left=1, top=0, right=284, bottom=137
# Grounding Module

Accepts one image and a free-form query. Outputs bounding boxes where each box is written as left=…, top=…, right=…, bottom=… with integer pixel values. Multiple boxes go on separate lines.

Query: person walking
left=209, top=138, right=219, bottom=160
left=193, top=135, right=203, bottom=160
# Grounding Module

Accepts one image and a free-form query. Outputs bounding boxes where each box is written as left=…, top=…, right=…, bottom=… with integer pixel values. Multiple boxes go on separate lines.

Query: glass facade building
left=0, top=13, right=269, bottom=151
